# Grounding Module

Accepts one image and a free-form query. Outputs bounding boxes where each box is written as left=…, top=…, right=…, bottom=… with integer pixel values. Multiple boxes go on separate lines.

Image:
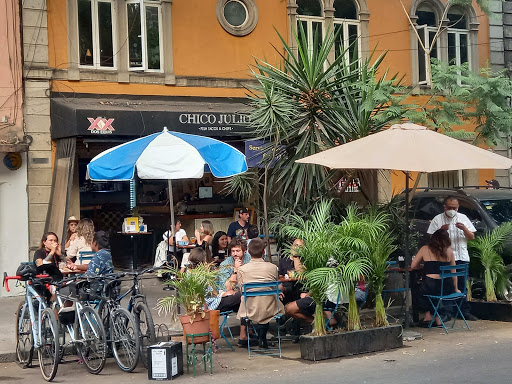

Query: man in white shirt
left=427, top=196, right=477, bottom=320
left=154, top=220, right=188, bottom=270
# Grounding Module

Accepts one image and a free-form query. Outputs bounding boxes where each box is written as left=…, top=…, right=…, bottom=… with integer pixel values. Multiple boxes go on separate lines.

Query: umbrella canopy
left=87, top=127, right=247, bottom=181
left=87, top=128, right=247, bottom=259
left=297, top=123, right=512, bottom=172
left=295, top=122, right=512, bottom=330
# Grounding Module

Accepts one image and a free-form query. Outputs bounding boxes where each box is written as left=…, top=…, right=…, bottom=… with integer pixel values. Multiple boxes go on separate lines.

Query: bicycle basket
left=16, top=262, right=37, bottom=281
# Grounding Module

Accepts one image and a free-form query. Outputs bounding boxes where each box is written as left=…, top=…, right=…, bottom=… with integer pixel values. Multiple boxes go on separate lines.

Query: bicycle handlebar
left=3, top=274, right=50, bottom=292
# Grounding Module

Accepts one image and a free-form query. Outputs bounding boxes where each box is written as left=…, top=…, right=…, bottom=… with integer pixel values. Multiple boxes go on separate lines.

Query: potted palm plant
left=283, top=200, right=403, bottom=361
left=468, top=222, right=512, bottom=321
left=156, top=263, right=219, bottom=343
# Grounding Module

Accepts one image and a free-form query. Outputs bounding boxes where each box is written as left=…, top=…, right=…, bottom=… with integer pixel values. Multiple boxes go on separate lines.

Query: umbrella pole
left=404, top=172, right=411, bottom=329
left=168, top=179, right=177, bottom=259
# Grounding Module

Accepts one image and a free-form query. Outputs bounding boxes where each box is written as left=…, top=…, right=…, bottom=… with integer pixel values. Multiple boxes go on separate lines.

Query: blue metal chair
left=78, top=250, right=95, bottom=265
left=219, top=310, right=235, bottom=350
left=425, top=264, right=470, bottom=333
left=241, top=281, right=283, bottom=359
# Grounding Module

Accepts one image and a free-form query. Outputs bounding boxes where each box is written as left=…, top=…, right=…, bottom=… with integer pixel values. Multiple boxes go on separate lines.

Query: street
left=1, top=320, right=511, bottom=384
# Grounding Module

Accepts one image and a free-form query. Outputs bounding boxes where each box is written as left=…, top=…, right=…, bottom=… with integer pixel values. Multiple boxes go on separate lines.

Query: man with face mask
left=427, top=196, right=477, bottom=320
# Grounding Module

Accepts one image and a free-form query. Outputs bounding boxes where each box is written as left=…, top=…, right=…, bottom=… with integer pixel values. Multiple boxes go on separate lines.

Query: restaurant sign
left=179, top=113, right=250, bottom=134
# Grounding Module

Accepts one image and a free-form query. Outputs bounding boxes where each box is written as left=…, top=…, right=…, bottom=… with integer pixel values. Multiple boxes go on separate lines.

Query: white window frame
left=416, top=25, right=439, bottom=85
left=333, top=18, right=361, bottom=65
left=127, top=0, right=164, bottom=72
left=77, top=0, right=117, bottom=70
left=296, top=15, right=325, bottom=57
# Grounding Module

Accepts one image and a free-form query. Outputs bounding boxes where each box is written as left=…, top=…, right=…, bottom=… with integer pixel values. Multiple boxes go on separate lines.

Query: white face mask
left=445, top=209, right=457, bottom=218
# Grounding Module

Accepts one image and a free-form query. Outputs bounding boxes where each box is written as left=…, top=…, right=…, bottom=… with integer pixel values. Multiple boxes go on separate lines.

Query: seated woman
left=34, top=232, right=62, bottom=268
left=66, top=218, right=94, bottom=264
left=411, top=229, right=460, bottom=327
left=64, top=216, right=79, bottom=250
left=210, top=231, right=229, bottom=267
left=33, top=232, right=63, bottom=293
left=195, top=220, right=214, bottom=249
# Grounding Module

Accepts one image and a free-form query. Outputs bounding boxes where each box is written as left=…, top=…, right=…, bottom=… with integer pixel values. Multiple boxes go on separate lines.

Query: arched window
left=447, top=6, right=470, bottom=68
left=416, top=3, right=439, bottom=84
left=333, top=0, right=360, bottom=64
left=296, top=0, right=324, bottom=51
left=411, top=0, right=477, bottom=87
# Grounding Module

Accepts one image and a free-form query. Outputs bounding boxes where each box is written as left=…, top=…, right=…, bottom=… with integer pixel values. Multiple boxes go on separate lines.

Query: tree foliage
left=247, top=25, right=406, bottom=204
left=405, top=60, right=512, bottom=146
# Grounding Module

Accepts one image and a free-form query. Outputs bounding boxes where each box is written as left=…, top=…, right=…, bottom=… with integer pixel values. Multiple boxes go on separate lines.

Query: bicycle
left=3, top=271, right=59, bottom=381
left=53, top=275, right=107, bottom=375
left=98, top=268, right=156, bottom=367
left=92, top=274, right=141, bottom=372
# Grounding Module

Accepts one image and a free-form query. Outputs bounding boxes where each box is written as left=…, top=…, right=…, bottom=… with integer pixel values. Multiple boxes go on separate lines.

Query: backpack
left=15, top=262, right=37, bottom=281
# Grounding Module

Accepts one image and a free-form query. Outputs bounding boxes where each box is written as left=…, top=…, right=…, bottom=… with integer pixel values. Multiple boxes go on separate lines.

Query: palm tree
left=283, top=200, right=376, bottom=335
left=247, top=24, right=407, bottom=205
left=469, top=222, right=512, bottom=302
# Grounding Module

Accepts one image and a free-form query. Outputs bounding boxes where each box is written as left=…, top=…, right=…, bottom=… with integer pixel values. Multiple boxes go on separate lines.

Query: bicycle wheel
left=76, top=306, right=107, bottom=374
left=15, top=301, right=34, bottom=368
left=38, top=308, right=59, bottom=381
left=111, top=307, right=140, bottom=372
left=133, top=301, right=156, bottom=367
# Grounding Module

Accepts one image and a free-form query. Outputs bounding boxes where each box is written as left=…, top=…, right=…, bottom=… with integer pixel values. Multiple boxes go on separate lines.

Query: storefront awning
left=50, top=95, right=253, bottom=139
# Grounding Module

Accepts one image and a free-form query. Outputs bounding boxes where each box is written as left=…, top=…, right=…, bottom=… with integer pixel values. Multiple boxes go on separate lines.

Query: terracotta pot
left=180, top=311, right=211, bottom=344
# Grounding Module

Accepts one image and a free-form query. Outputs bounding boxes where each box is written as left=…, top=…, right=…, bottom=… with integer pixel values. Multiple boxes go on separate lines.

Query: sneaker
left=462, top=313, right=478, bottom=321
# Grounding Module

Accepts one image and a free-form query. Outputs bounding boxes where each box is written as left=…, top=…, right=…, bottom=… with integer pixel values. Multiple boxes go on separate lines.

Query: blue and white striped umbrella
left=87, top=127, right=247, bottom=239
left=87, top=127, right=247, bottom=181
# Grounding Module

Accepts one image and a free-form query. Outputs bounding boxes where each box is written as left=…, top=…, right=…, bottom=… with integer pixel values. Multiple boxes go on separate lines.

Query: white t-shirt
left=163, top=228, right=187, bottom=242
left=427, top=212, right=476, bottom=262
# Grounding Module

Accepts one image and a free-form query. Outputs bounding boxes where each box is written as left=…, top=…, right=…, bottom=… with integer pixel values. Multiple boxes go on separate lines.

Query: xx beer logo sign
left=87, top=117, right=115, bottom=134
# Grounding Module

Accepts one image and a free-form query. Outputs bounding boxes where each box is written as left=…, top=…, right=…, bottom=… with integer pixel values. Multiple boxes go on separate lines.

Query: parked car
left=400, top=187, right=512, bottom=264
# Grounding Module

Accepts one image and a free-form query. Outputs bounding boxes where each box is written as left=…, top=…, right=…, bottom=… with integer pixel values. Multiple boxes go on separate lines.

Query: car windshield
left=479, top=199, right=512, bottom=225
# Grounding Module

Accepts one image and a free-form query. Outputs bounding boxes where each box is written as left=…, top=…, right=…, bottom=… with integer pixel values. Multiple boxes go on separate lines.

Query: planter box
left=469, top=300, right=512, bottom=322
left=300, top=325, right=403, bottom=361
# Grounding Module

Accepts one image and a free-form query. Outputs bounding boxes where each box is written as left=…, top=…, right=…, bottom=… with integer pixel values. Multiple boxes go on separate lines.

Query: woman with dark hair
left=211, top=231, right=228, bottom=266
left=34, top=232, right=62, bottom=267
left=411, top=229, right=460, bottom=326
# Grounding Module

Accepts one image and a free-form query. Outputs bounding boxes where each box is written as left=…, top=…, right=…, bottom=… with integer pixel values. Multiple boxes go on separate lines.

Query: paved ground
left=2, top=275, right=512, bottom=383
left=0, top=320, right=511, bottom=383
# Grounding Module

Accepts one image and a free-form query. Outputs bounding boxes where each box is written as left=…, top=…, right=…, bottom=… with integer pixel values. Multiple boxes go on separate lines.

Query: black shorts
left=217, top=291, right=241, bottom=313
left=296, top=297, right=316, bottom=317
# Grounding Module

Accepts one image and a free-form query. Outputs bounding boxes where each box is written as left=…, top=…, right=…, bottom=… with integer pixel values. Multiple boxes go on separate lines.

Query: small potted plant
left=156, top=262, right=219, bottom=343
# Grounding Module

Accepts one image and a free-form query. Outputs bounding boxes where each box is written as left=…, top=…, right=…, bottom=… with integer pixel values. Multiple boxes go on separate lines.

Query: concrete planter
left=469, top=300, right=512, bottom=322
left=300, top=325, right=403, bottom=361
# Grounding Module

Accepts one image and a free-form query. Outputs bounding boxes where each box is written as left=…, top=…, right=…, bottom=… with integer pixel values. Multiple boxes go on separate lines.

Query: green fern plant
left=469, top=222, right=512, bottom=302
left=156, top=263, right=220, bottom=322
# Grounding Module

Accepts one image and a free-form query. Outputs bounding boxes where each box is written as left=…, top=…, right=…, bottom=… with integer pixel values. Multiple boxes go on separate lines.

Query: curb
left=0, top=352, right=16, bottom=364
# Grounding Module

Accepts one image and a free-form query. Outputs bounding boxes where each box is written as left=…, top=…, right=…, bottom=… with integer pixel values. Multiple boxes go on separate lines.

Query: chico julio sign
left=178, top=113, right=250, bottom=133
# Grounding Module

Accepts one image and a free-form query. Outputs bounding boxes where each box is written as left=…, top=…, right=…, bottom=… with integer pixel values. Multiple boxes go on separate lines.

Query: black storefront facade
left=49, top=93, right=254, bottom=269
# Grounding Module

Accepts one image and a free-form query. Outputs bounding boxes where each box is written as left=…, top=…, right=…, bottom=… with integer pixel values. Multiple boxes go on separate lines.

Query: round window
left=224, top=1, right=248, bottom=27
left=217, top=0, right=258, bottom=36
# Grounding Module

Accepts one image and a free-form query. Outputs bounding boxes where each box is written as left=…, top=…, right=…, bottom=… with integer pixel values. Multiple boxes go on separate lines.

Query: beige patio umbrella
left=296, top=122, right=512, bottom=328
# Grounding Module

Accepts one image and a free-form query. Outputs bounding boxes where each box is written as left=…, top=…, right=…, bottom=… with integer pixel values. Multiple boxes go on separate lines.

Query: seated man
left=237, top=238, right=284, bottom=349
left=215, top=238, right=254, bottom=347
left=68, top=231, right=114, bottom=276
left=154, top=220, right=188, bottom=271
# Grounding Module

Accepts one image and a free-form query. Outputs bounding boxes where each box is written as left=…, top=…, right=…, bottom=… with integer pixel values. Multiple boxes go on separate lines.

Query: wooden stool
left=185, top=332, right=213, bottom=376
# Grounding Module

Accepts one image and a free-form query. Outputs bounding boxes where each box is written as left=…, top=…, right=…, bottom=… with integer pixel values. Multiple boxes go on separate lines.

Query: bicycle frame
left=23, top=283, right=48, bottom=350
left=55, top=291, right=101, bottom=344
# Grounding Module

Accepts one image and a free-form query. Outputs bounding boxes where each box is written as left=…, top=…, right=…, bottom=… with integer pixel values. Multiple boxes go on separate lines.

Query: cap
left=239, top=207, right=250, bottom=214
left=486, top=179, right=500, bottom=188
left=67, top=216, right=79, bottom=223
